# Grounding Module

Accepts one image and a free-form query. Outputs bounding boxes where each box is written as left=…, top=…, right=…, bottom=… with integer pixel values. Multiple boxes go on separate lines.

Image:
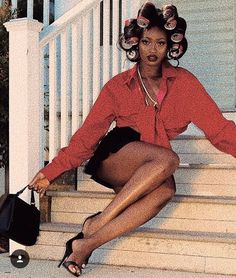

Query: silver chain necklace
left=137, top=66, right=158, bottom=108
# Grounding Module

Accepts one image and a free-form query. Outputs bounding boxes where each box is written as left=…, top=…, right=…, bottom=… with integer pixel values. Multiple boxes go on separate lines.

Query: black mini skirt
left=84, top=126, right=141, bottom=188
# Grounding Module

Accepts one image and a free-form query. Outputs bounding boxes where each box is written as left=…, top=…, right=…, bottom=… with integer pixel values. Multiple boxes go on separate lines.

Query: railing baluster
left=43, top=0, right=50, bottom=27
left=11, top=0, right=17, bottom=11
left=71, top=22, right=79, bottom=134
left=48, top=40, right=58, bottom=161
left=60, top=29, right=69, bottom=148
left=132, top=0, right=141, bottom=17
left=112, top=0, right=120, bottom=77
left=27, top=0, right=34, bottom=19
left=78, top=20, right=83, bottom=127
left=40, top=47, right=46, bottom=163
left=92, top=3, right=101, bottom=102
left=121, top=0, right=128, bottom=70
left=103, top=0, right=110, bottom=85
left=82, top=13, right=91, bottom=121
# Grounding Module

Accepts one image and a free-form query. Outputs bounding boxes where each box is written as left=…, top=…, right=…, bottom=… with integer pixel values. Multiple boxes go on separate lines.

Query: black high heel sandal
left=58, top=211, right=102, bottom=275
left=58, top=232, right=84, bottom=268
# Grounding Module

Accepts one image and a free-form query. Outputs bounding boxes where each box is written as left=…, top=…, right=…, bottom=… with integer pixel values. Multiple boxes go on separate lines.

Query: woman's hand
left=28, top=172, right=50, bottom=198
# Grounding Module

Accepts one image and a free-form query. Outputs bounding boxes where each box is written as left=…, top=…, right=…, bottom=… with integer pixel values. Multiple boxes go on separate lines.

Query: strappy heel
left=58, top=232, right=84, bottom=268
left=80, top=211, right=102, bottom=268
left=58, top=211, right=102, bottom=274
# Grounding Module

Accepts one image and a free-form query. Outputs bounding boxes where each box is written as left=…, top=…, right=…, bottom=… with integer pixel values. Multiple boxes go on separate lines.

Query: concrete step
left=46, top=191, right=236, bottom=234
left=171, top=136, right=236, bottom=164
left=26, top=223, right=236, bottom=275
left=0, top=253, right=232, bottom=278
left=77, top=163, right=236, bottom=197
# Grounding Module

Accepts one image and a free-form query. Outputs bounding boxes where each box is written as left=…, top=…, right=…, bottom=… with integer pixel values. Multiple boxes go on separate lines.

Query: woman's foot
left=64, top=238, right=93, bottom=276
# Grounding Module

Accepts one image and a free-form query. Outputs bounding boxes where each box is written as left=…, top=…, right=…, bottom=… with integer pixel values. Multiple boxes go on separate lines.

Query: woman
left=29, top=3, right=236, bottom=277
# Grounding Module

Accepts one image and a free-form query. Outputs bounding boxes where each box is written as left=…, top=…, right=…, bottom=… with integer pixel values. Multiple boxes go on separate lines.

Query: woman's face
left=139, top=26, right=168, bottom=67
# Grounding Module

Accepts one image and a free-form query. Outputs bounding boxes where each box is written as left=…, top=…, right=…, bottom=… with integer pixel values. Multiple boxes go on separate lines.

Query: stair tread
left=39, top=222, right=236, bottom=243
left=46, top=190, right=236, bottom=204
left=179, top=163, right=236, bottom=169
left=80, top=162, right=236, bottom=168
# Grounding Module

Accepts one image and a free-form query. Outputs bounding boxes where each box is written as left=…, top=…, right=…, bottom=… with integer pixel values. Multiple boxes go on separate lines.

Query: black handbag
left=0, top=185, right=40, bottom=246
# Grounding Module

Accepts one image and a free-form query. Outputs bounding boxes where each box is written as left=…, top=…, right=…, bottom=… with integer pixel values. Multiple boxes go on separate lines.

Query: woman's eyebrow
left=142, top=36, right=167, bottom=40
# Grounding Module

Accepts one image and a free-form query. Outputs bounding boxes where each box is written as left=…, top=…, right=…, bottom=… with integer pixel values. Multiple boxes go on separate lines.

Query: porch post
left=4, top=18, right=43, bottom=254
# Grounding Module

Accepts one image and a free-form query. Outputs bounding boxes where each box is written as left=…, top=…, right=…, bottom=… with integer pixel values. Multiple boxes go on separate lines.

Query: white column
left=4, top=18, right=43, bottom=254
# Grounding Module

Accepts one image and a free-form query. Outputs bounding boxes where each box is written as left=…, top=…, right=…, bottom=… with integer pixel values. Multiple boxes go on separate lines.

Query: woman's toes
left=68, top=264, right=81, bottom=276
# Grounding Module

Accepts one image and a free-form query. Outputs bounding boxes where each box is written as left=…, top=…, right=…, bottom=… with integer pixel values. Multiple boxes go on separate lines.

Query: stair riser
left=77, top=180, right=236, bottom=197
left=51, top=197, right=236, bottom=221
left=171, top=139, right=232, bottom=155
left=26, top=231, right=236, bottom=275
left=50, top=197, right=236, bottom=233
left=171, top=139, right=236, bottom=164
left=79, top=168, right=236, bottom=186
left=177, top=153, right=236, bottom=164
left=51, top=211, right=236, bottom=234
left=175, top=168, right=236, bottom=185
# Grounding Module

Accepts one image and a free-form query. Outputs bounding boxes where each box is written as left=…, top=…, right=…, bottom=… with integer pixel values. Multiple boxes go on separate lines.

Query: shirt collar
left=124, top=60, right=177, bottom=85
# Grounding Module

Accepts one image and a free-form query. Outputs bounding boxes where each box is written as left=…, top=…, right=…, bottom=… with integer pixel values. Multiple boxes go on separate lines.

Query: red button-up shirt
left=41, top=62, right=236, bottom=181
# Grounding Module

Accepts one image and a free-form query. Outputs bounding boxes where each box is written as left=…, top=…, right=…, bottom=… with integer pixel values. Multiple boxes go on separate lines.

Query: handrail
left=39, top=0, right=101, bottom=47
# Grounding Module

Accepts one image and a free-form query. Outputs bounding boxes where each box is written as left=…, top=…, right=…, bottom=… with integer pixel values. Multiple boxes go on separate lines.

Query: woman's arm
left=184, top=72, right=236, bottom=157
left=40, top=83, right=116, bottom=182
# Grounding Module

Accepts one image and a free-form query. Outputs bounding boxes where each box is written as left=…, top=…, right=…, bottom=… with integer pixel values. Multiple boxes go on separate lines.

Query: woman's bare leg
left=67, top=178, right=175, bottom=275
left=65, top=141, right=179, bottom=274
left=90, top=142, right=179, bottom=228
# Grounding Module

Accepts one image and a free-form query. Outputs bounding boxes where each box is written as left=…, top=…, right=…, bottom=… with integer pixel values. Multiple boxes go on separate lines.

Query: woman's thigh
left=96, top=141, right=179, bottom=190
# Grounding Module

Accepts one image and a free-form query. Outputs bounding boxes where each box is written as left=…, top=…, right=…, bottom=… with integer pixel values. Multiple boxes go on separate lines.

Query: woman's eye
left=141, top=39, right=150, bottom=45
left=158, top=41, right=166, bottom=46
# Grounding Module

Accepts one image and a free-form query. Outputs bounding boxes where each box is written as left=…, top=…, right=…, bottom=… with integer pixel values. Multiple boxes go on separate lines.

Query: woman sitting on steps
left=29, top=2, right=236, bottom=277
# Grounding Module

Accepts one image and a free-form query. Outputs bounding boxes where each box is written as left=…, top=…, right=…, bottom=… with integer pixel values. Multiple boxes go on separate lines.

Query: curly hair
left=119, top=2, right=188, bottom=63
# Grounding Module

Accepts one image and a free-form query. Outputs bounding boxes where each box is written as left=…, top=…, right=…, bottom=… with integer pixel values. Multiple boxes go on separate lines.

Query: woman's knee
left=152, top=148, right=180, bottom=174
left=166, top=150, right=180, bottom=172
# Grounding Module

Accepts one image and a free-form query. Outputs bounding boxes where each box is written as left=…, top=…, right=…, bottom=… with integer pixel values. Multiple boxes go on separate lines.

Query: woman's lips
left=147, top=55, right=158, bottom=61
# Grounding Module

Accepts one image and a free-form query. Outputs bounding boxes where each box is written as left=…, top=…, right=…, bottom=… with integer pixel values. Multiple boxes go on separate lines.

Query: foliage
left=0, top=1, right=16, bottom=168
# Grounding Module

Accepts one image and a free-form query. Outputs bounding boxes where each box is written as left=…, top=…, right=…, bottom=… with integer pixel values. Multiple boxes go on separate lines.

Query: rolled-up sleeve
left=184, top=72, right=236, bottom=157
left=40, top=83, right=116, bottom=181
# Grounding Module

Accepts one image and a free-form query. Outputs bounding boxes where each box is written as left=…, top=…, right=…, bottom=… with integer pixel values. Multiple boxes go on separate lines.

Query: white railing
left=11, top=0, right=51, bottom=27
left=5, top=0, right=144, bottom=253
left=40, top=0, right=144, bottom=161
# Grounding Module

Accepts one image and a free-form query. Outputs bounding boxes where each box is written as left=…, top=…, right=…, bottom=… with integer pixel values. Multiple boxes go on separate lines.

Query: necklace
left=137, top=66, right=158, bottom=108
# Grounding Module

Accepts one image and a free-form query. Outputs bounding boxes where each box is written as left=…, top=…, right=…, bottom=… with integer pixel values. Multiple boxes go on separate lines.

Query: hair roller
left=119, top=34, right=133, bottom=50
left=162, top=4, right=178, bottom=21
left=162, top=4, right=178, bottom=30
left=170, top=17, right=187, bottom=42
left=125, top=18, right=135, bottom=27
left=168, top=37, right=188, bottom=60
left=120, top=18, right=141, bottom=50
left=137, top=2, right=156, bottom=28
left=124, top=19, right=142, bottom=40
left=126, top=49, right=140, bottom=62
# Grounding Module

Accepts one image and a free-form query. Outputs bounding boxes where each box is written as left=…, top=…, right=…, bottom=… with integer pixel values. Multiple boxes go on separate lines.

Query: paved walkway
left=0, top=253, right=233, bottom=278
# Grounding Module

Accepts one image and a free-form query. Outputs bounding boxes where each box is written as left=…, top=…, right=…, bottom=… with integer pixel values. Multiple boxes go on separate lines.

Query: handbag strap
left=16, top=185, right=36, bottom=206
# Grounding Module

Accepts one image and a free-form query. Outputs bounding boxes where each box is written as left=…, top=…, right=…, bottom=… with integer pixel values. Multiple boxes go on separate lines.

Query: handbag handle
left=16, top=185, right=36, bottom=206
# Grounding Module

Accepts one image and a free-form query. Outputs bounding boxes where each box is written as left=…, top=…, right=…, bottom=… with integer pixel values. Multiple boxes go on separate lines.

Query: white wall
left=55, top=0, right=83, bottom=19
